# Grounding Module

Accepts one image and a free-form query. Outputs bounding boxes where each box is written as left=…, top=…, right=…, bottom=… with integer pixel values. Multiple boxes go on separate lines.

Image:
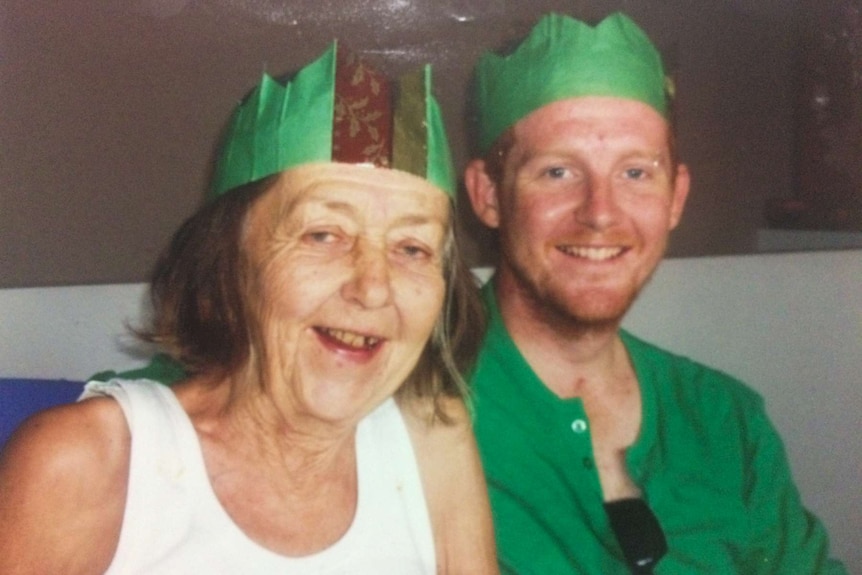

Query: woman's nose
left=341, top=242, right=392, bottom=309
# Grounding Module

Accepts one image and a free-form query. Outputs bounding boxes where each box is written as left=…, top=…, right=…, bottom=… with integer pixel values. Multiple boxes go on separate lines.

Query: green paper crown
left=212, top=42, right=455, bottom=198
left=474, top=12, right=669, bottom=153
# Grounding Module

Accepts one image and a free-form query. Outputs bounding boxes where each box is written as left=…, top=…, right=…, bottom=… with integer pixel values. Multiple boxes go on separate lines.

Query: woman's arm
left=0, top=398, right=130, bottom=575
left=401, top=395, right=499, bottom=575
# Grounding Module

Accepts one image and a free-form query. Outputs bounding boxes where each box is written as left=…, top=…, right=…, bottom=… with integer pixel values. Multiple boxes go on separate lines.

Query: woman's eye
left=402, top=245, right=429, bottom=258
left=303, top=230, right=339, bottom=244
left=396, top=241, right=433, bottom=261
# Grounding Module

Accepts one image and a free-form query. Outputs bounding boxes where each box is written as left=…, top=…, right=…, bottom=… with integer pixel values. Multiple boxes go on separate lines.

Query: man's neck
left=493, top=274, right=644, bottom=500
left=494, top=276, right=630, bottom=400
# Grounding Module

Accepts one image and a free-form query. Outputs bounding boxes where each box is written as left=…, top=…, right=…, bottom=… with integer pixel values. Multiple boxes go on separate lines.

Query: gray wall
left=1, top=0, right=809, bottom=287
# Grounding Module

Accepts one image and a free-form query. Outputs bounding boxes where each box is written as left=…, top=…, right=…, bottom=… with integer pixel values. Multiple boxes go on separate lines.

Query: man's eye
left=544, top=167, right=569, bottom=179
left=623, top=167, right=648, bottom=180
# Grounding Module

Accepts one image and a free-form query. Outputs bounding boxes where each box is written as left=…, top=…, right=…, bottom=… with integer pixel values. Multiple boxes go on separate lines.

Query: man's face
left=242, top=163, right=449, bottom=426
left=467, top=96, right=689, bottom=328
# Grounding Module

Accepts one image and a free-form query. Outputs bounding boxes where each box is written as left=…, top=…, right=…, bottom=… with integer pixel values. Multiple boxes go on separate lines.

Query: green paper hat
left=474, top=12, right=670, bottom=153
left=212, top=42, right=456, bottom=198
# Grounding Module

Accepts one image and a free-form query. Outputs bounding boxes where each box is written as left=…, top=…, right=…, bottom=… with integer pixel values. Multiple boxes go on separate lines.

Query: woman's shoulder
left=0, top=397, right=130, bottom=574
left=4, top=395, right=130, bottom=472
left=397, top=394, right=499, bottom=574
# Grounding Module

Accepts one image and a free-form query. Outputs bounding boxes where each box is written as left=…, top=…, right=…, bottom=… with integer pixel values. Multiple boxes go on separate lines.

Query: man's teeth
left=322, top=328, right=380, bottom=349
left=559, top=246, right=624, bottom=261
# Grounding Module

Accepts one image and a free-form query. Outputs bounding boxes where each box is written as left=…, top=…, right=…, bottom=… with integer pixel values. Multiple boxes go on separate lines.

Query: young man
left=464, top=12, right=846, bottom=574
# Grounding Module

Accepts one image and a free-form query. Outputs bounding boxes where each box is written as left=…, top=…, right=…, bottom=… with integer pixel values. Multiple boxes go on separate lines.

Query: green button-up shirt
left=472, top=282, right=845, bottom=574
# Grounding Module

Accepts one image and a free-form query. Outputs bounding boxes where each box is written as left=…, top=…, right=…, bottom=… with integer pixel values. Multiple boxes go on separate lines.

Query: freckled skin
left=465, top=96, right=691, bottom=501
left=489, top=97, right=689, bottom=330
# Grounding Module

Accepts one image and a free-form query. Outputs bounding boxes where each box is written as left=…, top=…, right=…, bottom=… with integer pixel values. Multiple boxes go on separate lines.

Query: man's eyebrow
left=620, top=146, right=665, bottom=158
left=617, top=150, right=669, bottom=168
left=513, top=148, right=577, bottom=170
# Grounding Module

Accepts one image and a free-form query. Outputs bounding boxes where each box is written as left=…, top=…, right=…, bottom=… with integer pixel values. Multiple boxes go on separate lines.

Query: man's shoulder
left=621, top=329, right=763, bottom=408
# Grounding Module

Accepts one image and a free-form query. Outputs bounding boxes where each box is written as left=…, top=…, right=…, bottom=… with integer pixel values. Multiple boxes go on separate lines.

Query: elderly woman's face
left=242, top=163, right=450, bottom=425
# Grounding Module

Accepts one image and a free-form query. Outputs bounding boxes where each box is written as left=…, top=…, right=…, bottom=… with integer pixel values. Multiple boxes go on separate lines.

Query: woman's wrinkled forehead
left=245, top=163, right=451, bottom=235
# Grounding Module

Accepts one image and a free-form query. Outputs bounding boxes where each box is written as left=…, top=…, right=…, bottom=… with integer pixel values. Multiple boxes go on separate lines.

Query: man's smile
left=556, top=245, right=627, bottom=261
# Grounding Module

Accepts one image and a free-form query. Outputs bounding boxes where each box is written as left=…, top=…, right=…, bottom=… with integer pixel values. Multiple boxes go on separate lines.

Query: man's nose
left=341, top=241, right=392, bottom=309
left=575, top=178, right=620, bottom=230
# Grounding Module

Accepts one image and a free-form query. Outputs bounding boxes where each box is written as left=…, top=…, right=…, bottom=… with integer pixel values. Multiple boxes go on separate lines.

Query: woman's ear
left=464, top=159, right=501, bottom=229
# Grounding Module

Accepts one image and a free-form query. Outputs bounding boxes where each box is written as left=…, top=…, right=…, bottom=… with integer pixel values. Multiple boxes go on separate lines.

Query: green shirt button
left=571, top=419, right=588, bottom=433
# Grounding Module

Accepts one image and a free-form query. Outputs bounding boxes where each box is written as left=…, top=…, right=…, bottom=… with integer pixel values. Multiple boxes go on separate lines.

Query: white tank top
left=81, top=379, right=436, bottom=574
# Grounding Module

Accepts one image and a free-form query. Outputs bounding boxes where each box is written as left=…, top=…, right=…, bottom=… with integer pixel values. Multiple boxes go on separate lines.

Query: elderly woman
left=0, top=45, right=496, bottom=574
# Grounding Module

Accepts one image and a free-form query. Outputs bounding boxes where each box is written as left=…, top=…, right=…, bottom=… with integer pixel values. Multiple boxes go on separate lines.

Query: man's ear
left=464, top=159, right=501, bottom=229
left=669, top=163, right=691, bottom=230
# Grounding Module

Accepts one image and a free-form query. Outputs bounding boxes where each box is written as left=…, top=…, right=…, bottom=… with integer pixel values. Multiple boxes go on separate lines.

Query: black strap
left=603, top=498, right=668, bottom=575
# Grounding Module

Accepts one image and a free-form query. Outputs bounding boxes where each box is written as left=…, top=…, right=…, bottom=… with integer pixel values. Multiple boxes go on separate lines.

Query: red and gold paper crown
left=212, top=42, right=455, bottom=198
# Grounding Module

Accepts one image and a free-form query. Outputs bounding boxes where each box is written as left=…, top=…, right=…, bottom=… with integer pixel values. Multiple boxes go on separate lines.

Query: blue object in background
left=0, top=379, right=86, bottom=450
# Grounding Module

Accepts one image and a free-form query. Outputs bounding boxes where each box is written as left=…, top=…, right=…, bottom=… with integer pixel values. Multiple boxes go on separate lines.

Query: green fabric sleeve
left=741, top=398, right=847, bottom=574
